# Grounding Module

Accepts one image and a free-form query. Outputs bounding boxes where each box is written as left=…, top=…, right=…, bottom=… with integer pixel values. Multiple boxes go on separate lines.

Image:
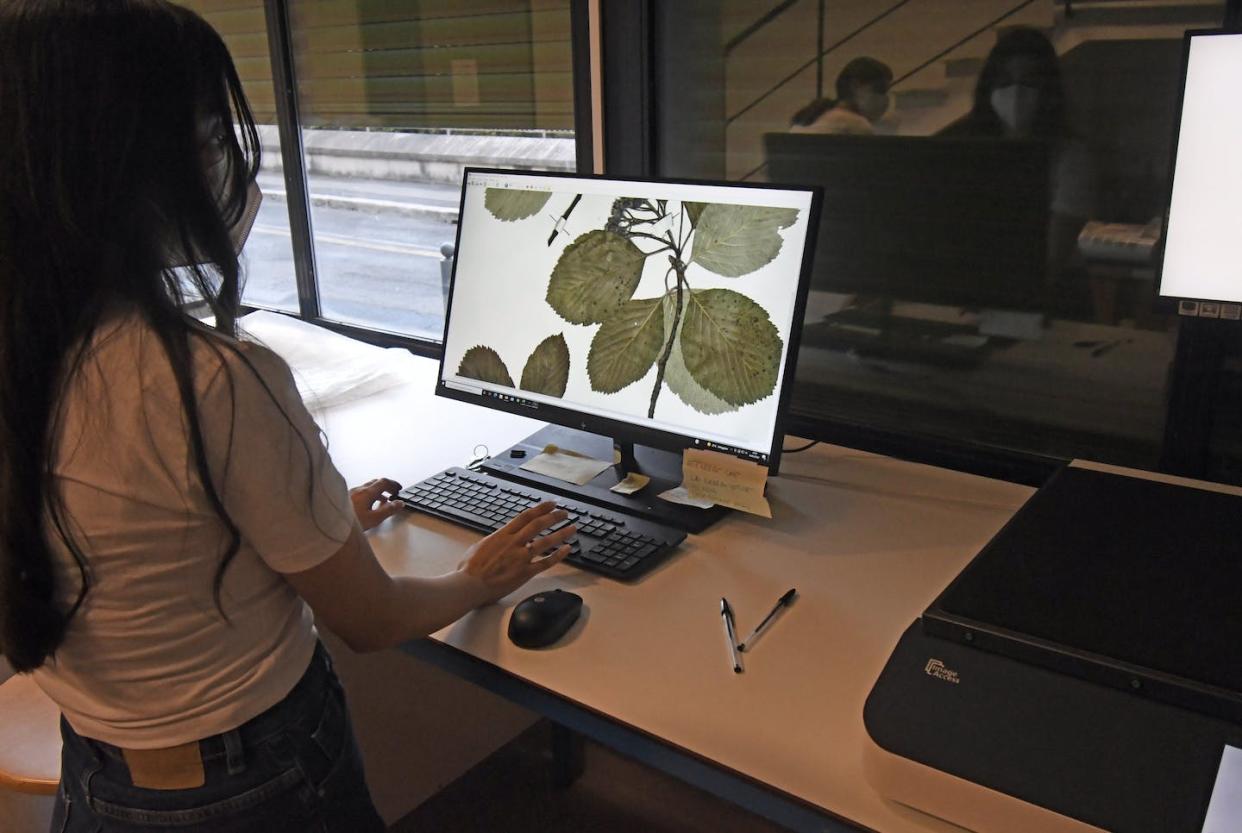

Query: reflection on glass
left=656, top=1, right=1225, bottom=470
left=287, top=1, right=577, bottom=340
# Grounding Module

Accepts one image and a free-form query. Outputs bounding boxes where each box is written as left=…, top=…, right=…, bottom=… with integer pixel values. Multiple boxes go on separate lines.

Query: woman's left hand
left=350, top=478, right=404, bottom=531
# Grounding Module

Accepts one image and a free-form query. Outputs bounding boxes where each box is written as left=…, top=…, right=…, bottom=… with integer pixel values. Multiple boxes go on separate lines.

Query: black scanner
left=507, top=589, right=583, bottom=648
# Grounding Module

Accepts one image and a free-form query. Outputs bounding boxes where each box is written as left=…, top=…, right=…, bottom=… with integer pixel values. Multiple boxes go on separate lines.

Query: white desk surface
left=304, top=348, right=1036, bottom=833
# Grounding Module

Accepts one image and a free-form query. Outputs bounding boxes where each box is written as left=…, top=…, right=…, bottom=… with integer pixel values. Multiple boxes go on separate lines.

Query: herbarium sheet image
left=445, top=183, right=809, bottom=446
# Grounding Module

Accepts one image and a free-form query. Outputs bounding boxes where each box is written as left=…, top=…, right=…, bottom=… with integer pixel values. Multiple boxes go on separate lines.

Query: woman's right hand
left=459, top=501, right=576, bottom=605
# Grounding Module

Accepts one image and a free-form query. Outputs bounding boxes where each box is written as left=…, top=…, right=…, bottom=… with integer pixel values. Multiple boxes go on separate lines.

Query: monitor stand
left=479, top=425, right=730, bottom=533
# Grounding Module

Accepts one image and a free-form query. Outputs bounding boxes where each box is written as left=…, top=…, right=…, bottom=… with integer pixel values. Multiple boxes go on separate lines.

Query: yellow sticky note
left=610, top=472, right=651, bottom=495
left=682, top=449, right=771, bottom=518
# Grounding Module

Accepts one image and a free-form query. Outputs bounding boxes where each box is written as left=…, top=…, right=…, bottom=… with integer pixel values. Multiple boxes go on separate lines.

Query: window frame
left=252, top=0, right=594, bottom=357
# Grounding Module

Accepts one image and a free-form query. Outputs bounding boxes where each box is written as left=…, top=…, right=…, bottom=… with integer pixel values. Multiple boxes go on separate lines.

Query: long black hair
left=0, top=0, right=260, bottom=672
left=962, top=27, right=1067, bottom=139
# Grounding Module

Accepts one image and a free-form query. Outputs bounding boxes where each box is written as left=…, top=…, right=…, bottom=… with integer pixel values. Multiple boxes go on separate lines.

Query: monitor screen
left=1202, top=745, right=1242, bottom=832
left=437, top=169, right=819, bottom=465
left=765, top=133, right=1049, bottom=311
left=1159, top=31, right=1242, bottom=305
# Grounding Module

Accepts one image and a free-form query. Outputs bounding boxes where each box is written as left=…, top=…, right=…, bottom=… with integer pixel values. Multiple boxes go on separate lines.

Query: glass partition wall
left=653, top=0, right=1234, bottom=479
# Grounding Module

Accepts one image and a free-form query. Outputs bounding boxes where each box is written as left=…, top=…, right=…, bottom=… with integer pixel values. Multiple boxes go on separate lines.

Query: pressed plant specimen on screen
left=457, top=188, right=799, bottom=418
left=457, top=335, right=570, bottom=398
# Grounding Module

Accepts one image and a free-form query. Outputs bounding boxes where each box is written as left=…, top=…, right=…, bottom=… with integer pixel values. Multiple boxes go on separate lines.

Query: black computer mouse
left=507, top=589, right=583, bottom=649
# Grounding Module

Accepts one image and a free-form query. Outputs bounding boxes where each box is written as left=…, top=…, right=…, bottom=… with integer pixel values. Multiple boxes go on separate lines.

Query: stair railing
left=724, top=0, right=803, bottom=56
left=888, top=0, right=1040, bottom=88
left=726, top=0, right=917, bottom=126
left=729, top=0, right=1049, bottom=180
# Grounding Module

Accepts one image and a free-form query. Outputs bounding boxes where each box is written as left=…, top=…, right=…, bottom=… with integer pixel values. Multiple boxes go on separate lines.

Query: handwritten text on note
left=682, top=449, right=771, bottom=518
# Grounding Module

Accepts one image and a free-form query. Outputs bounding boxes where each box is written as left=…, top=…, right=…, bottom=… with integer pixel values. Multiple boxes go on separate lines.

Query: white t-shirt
left=790, top=106, right=875, bottom=136
left=32, top=310, right=354, bottom=749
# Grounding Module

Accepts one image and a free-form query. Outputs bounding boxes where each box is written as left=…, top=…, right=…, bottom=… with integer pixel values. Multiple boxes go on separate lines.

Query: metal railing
left=724, top=0, right=803, bottom=56
left=725, top=0, right=917, bottom=126
left=889, top=0, right=1039, bottom=87
left=727, top=0, right=1050, bottom=128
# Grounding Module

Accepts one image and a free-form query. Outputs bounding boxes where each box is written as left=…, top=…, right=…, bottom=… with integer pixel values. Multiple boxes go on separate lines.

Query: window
left=181, top=0, right=300, bottom=312
left=651, top=0, right=1231, bottom=478
left=188, top=0, right=581, bottom=347
left=285, top=1, right=577, bottom=340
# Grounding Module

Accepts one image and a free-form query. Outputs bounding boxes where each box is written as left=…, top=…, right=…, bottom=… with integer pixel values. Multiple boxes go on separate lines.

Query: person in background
left=943, top=27, right=1095, bottom=296
left=0, top=2, right=574, bottom=831
left=791, top=56, right=894, bottom=135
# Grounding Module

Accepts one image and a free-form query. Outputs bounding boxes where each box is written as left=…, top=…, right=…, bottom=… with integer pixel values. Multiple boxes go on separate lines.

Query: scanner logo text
left=924, top=659, right=960, bottom=684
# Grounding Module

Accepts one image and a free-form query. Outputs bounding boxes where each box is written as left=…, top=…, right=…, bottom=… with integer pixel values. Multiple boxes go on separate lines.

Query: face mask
left=228, top=178, right=263, bottom=255
left=166, top=176, right=262, bottom=268
left=990, top=84, right=1040, bottom=134
left=856, top=88, right=891, bottom=123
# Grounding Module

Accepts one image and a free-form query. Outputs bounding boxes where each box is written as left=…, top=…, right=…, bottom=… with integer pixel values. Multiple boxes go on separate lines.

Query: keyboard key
left=435, top=505, right=491, bottom=528
left=620, top=557, right=640, bottom=570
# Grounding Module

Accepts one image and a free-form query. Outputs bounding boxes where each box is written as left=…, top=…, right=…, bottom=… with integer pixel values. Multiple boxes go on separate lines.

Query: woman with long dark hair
left=0, top=2, right=574, bottom=830
left=952, top=27, right=1069, bottom=140
left=944, top=27, right=1096, bottom=289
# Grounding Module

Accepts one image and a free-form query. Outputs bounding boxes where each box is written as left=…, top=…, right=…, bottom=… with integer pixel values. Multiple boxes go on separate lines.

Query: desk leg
left=550, top=722, right=585, bottom=789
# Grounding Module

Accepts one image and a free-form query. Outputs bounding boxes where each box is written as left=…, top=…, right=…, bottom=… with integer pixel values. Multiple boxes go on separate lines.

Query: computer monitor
left=1157, top=30, right=1242, bottom=310
left=437, top=168, right=821, bottom=529
left=764, top=133, right=1050, bottom=312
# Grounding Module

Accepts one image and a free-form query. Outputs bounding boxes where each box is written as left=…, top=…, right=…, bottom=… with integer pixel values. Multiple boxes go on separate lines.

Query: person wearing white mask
left=791, top=57, right=894, bottom=135
left=943, top=27, right=1094, bottom=300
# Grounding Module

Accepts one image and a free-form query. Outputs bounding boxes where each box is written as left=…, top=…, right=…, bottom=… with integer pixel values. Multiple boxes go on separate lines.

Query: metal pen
left=720, top=598, right=743, bottom=673
left=738, top=588, right=797, bottom=652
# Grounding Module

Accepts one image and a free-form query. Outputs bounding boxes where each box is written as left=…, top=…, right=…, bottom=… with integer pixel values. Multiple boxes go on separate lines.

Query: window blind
left=185, top=0, right=573, bottom=132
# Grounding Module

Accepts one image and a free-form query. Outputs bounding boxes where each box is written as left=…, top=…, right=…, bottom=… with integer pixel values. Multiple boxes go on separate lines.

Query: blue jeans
left=50, top=642, right=385, bottom=832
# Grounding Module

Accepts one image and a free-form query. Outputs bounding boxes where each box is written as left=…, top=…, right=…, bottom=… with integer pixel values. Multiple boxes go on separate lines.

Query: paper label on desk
left=519, top=444, right=613, bottom=486
left=682, top=449, right=771, bottom=518
left=610, top=472, right=651, bottom=495
left=656, top=485, right=715, bottom=509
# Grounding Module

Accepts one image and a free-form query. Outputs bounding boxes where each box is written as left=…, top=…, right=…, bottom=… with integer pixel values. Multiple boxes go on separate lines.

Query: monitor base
left=479, top=425, right=729, bottom=534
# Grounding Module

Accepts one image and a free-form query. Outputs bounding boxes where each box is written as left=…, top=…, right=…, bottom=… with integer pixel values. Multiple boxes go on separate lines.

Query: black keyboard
left=396, top=468, right=686, bottom=580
